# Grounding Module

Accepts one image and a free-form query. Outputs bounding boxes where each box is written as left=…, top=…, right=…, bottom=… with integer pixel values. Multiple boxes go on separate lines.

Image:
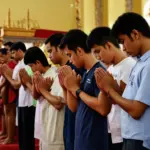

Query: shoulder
left=120, top=57, right=136, bottom=68
left=44, top=66, right=57, bottom=78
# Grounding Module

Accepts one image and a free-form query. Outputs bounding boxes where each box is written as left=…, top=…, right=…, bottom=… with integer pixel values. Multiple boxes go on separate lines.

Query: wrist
left=75, top=88, right=82, bottom=99
left=107, top=88, right=114, bottom=96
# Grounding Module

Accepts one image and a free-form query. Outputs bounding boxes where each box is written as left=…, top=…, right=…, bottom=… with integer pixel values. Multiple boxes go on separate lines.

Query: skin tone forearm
left=39, top=88, right=63, bottom=106
left=77, top=90, right=111, bottom=116
left=32, top=84, right=40, bottom=99
left=70, top=87, right=111, bottom=116
left=66, top=90, right=78, bottom=112
left=0, top=78, right=7, bottom=89
left=25, top=82, right=32, bottom=92
left=108, top=88, right=148, bottom=119
left=62, top=88, right=67, bottom=104
left=4, top=73, right=21, bottom=89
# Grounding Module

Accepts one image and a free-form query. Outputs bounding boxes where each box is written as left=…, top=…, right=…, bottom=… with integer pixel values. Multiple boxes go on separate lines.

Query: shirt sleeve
left=135, top=65, right=150, bottom=106
left=12, top=65, right=19, bottom=80
left=12, top=61, right=25, bottom=80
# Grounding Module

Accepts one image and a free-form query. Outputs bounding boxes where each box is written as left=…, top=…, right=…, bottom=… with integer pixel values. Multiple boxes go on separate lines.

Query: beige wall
left=108, top=0, right=126, bottom=27
left=0, top=0, right=76, bottom=31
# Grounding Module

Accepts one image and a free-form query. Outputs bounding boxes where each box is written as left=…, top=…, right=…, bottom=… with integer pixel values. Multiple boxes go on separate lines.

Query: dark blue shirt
left=64, top=61, right=85, bottom=150
left=75, top=62, right=108, bottom=150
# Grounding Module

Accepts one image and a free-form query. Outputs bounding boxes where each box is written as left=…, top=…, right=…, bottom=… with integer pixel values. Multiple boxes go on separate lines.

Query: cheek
left=31, top=66, right=37, bottom=72
left=72, top=55, right=78, bottom=63
left=100, top=51, right=105, bottom=59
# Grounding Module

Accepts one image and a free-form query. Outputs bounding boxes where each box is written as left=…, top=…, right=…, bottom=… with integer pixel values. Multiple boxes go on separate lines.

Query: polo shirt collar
left=139, top=50, right=150, bottom=62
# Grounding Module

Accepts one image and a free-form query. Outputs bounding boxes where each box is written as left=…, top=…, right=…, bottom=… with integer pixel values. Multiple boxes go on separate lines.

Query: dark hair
left=0, top=48, right=8, bottom=55
left=10, top=42, right=26, bottom=52
left=4, top=42, right=13, bottom=47
left=45, top=33, right=64, bottom=47
left=59, top=29, right=90, bottom=53
left=111, top=12, right=150, bottom=38
left=24, top=46, right=49, bottom=67
left=87, top=27, right=120, bottom=49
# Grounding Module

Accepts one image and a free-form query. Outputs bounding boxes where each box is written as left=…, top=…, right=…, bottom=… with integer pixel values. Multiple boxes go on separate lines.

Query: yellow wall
left=108, top=0, right=126, bottom=27
left=102, top=0, right=108, bottom=26
left=133, top=0, right=142, bottom=14
left=0, top=0, right=76, bottom=31
left=82, top=0, right=96, bottom=34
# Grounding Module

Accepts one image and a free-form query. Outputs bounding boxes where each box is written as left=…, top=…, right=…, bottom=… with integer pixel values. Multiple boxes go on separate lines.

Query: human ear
left=76, top=47, right=84, bottom=56
left=131, top=29, right=140, bottom=40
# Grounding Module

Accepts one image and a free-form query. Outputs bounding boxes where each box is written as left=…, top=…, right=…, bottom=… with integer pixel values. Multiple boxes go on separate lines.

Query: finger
left=72, top=70, right=77, bottom=76
left=77, top=74, right=81, bottom=81
left=97, top=68, right=107, bottom=79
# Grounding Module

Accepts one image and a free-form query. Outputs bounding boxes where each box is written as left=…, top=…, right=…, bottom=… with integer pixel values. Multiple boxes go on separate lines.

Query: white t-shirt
left=41, top=76, right=65, bottom=147
left=12, top=59, right=33, bottom=107
left=34, top=66, right=57, bottom=140
left=107, top=57, right=136, bottom=143
left=35, top=66, right=64, bottom=148
left=12, top=59, right=25, bottom=81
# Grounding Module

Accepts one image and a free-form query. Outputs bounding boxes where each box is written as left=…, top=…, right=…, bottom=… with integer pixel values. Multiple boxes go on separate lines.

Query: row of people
left=0, top=12, right=149, bottom=150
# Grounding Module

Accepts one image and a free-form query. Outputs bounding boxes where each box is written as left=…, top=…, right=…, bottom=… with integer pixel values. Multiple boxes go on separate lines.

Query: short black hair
left=59, top=29, right=90, bottom=53
left=87, top=27, right=120, bottom=49
left=4, top=42, right=13, bottom=47
left=45, top=33, right=64, bottom=47
left=24, top=46, right=49, bottom=67
left=111, top=12, right=150, bottom=39
left=10, top=42, right=26, bottom=52
left=0, top=48, right=8, bottom=55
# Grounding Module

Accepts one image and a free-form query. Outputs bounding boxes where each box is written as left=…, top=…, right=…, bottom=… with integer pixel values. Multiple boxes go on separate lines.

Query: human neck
left=60, top=55, right=69, bottom=66
left=41, top=66, right=50, bottom=74
left=140, top=38, right=150, bottom=56
left=83, top=53, right=98, bottom=70
left=113, top=50, right=127, bottom=65
left=18, top=53, right=24, bottom=62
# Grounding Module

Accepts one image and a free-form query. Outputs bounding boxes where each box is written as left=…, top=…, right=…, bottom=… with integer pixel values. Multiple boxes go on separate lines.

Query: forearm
left=40, top=89, right=62, bottom=105
left=109, top=88, right=134, bottom=111
left=0, top=78, right=7, bottom=89
left=108, top=88, right=145, bottom=119
left=4, top=74, right=20, bottom=89
left=97, top=92, right=112, bottom=116
left=25, top=82, right=32, bottom=92
left=78, top=91, right=111, bottom=116
left=61, top=88, right=67, bottom=104
left=67, top=90, right=78, bottom=112
left=32, top=85, right=40, bottom=99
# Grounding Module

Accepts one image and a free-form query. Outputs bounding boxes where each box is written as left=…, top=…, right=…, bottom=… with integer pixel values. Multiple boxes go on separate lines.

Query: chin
left=74, top=64, right=81, bottom=69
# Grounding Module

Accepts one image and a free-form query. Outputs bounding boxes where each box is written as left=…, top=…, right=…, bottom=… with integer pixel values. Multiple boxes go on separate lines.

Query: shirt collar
left=139, top=50, right=150, bottom=62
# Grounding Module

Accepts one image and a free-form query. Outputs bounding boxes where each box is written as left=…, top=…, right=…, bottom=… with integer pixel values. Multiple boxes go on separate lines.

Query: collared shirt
left=122, top=50, right=150, bottom=149
left=107, top=57, right=136, bottom=144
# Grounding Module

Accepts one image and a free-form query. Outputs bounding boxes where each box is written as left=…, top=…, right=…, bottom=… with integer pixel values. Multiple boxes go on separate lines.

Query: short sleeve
left=135, top=65, right=150, bottom=106
left=12, top=60, right=25, bottom=81
left=12, top=65, right=19, bottom=80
